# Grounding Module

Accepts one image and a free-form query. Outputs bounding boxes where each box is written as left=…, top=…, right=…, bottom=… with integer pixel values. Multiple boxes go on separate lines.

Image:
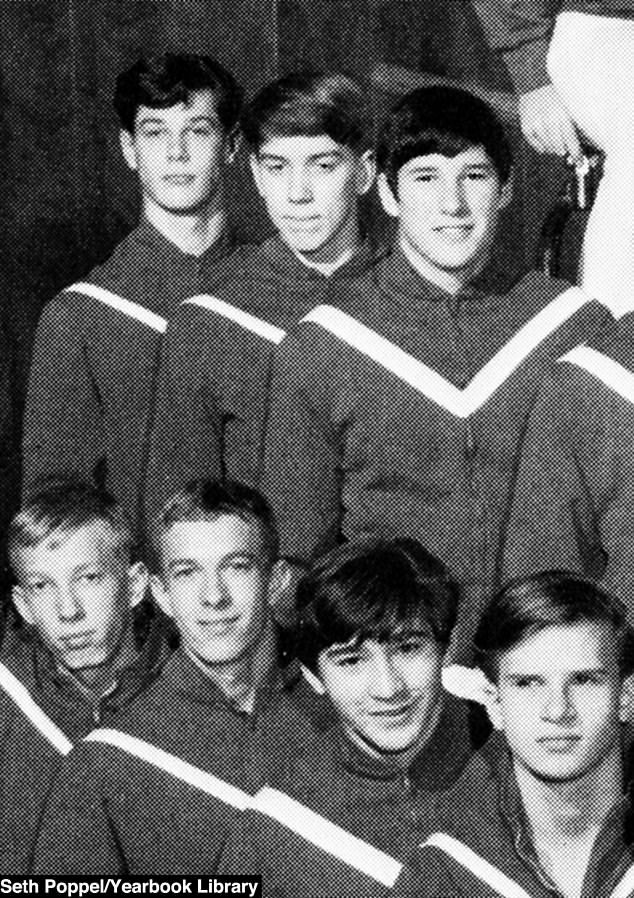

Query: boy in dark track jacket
left=23, top=53, right=244, bottom=534
left=503, top=315, right=634, bottom=619
left=32, top=480, right=333, bottom=875
left=219, top=537, right=481, bottom=897
left=393, top=571, right=634, bottom=898
left=262, top=85, right=612, bottom=659
left=143, top=71, right=380, bottom=525
left=0, top=478, right=168, bottom=873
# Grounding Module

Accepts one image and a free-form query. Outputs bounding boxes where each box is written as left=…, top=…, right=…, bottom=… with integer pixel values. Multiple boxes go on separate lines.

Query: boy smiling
left=263, top=85, right=612, bottom=658
left=219, top=538, right=478, bottom=897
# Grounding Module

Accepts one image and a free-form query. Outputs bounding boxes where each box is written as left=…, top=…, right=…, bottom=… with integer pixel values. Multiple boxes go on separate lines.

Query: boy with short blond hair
left=33, top=479, right=332, bottom=875
left=1, top=477, right=168, bottom=872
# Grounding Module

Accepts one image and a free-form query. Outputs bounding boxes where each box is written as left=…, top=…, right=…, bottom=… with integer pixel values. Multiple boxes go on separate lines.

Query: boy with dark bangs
left=218, top=537, right=479, bottom=897
left=393, top=571, right=634, bottom=898
left=33, top=479, right=333, bottom=875
left=23, top=53, right=243, bottom=534
left=262, top=84, right=612, bottom=659
left=0, top=478, right=168, bottom=872
left=143, top=70, right=380, bottom=525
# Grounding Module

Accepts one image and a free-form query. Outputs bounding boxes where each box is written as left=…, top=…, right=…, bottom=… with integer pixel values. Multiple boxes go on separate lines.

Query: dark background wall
left=0, top=0, right=567, bottom=412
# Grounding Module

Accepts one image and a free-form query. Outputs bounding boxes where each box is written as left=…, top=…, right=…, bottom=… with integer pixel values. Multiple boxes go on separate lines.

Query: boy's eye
left=80, top=571, right=103, bottom=584
left=140, top=128, right=165, bottom=138
left=397, top=638, right=426, bottom=655
left=225, top=558, right=256, bottom=573
left=572, top=672, right=600, bottom=686
left=465, top=169, right=491, bottom=181
left=514, top=676, right=541, bottom=689
left=172, top=566, right=195, bottom=580
left=26, top=580, right=48, bottom=593
left=333, top=654, right=362, bottom=668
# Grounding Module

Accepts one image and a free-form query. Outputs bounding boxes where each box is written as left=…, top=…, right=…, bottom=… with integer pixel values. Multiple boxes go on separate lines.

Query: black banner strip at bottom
left=0, top=878, right=261, bottom=898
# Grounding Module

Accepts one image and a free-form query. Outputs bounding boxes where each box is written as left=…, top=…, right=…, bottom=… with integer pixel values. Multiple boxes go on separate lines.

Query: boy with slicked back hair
left=143, top=70, right=382, bottom=527
left=33, top=479, right=333, bottom=875
left=262, top=84, right=612, bottom=661
left=0, top=477, right=168, bottom=872
left=219, top=537, right=481, bottom=898
left=23, top=53, right=244, bottom=536
left=393, top=571, right=634, bottom=898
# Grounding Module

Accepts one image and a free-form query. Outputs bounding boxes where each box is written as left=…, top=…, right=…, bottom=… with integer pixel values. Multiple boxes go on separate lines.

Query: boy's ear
left=300, top=662, right=326, bottom=695
left=266, top=559, right=293, bottom=609
left=377, top=172, right=399, bottom=218
left=149, top=573, right=172, bottom=619
left=356, top=149, right=376, bottom=197
left=483, top=680, right=504, bottom=731
left=225, top=127, right=242, bottom=164
left=499, top=170, right=514, bottom=210
left=11, top=585, right=34, bottom=626
left=249, top=153, right=264, bottom=196
left=127, top=561, right=149, bottom=610
left=619, top=674, right=634, bottom=723
left=119, top=129, right=138, bottom=172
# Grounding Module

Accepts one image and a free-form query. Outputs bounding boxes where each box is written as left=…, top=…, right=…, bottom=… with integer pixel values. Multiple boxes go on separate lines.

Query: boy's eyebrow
left=258, top=150, right=345, bottom=163
left=502, top=666, right=608, bottom=681
left=167, top=551, right=261, bottom=570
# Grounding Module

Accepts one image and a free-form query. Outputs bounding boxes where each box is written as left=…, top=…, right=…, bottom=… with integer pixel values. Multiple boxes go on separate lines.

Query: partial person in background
left=262, top=85, right=611, bottom=661
left=219, top=537, right=481, bottom=898
left=143, top=71, right=380, bottom=528
left=473, top=1, right=634, bottom=315
left=33, top=480, right=333, bottom=874
left=0, top=478, right=168, bottom=873
left=23, top=53, right=243, bottom=536
left=503, top=308, right=634, bottom=620
left=392, top=571, right=634, bottom=898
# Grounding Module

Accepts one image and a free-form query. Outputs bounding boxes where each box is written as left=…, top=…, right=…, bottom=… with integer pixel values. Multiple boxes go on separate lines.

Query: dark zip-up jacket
left=473, top=1, right=634, bottom=94
left=22, top=220, right=237, bottom=535
left=0, top=619, right=169, bottom=873
left=503, top=314, right=634, bottom=618
left=219, top=696, right=474, bottom=898
left=262, top=250, right=611, bottom=657
left=392, top=734, right=634, bottom=898
left=32, top=650, right=334, bottom=875
left=143, top=234, right=381, bottom=530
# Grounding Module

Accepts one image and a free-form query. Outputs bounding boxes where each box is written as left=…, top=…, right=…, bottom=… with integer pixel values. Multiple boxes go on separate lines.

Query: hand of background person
left=519, top=83, right=583, bottom=162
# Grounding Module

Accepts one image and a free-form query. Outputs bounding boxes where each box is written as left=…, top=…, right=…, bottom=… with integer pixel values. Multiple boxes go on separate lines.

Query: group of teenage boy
left=3, top=43, right=634, bottom=898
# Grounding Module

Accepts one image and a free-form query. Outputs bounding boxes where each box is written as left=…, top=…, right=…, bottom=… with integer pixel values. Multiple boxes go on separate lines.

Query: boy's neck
left=142, top=196, right=227, bottom=257
left=399, top=236, right=483, bottom=297
left=513, top=746, right=623, bottom=895
left=185, top=623, right=278, bottom=714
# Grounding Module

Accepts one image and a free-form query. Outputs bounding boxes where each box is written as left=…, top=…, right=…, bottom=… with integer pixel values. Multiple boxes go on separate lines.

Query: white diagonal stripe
left=559, top=345, right=634, bottom=405
left=422, top=833, right=533, bottom=898
left=65, top=283, right=167, bottom=333
left=610, top=864, right=634, bottom=898
left=0, top=662, right=72, bottom=755
left=250, top=786, right=402, bottom=887
left=303, top=286, right=589, bottom=418
left=85, top=728, right=250, bottom=809
left=184, top=294, right=285, bottom=344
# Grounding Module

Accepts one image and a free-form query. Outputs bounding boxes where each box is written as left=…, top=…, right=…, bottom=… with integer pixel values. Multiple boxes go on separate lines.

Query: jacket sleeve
left=471, top=0, right=561, bottom=93
left=31, top=748, right=125, bottom=874
left=261, top=328, right=342, bottom=566
left=503, top=365, right=608, bottom=587
left=22, top=297, right=105, bottom=500
left=143, top=303, right=223, bottom=531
